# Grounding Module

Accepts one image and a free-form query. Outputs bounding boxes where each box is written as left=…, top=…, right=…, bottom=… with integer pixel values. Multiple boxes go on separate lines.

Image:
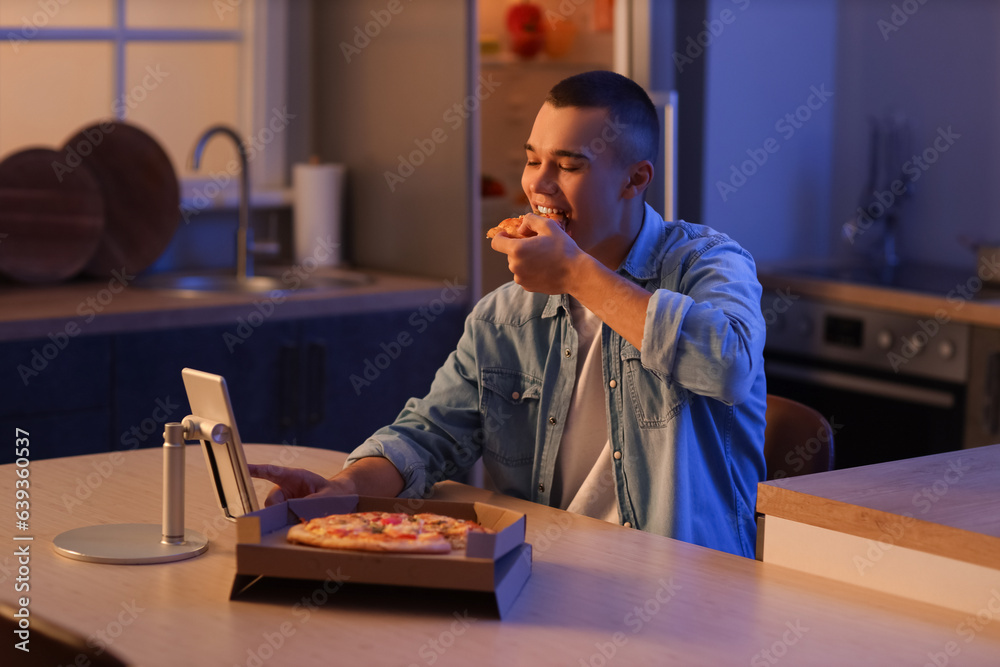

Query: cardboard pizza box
left=231, top=495, right=531, bottom=619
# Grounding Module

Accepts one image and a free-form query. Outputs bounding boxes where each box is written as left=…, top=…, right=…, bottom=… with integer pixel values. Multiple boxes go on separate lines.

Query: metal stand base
left=53, top=422, right=210, bottom=566
left=53, top=524, right=208, bottom=565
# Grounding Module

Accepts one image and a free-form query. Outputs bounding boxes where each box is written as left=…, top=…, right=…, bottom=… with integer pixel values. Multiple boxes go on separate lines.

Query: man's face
left=521, top=102, right=636, bottom=262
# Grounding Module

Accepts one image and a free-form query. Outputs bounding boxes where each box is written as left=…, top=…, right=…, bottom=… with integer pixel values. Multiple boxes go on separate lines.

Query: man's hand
left=491, top=211, right=652, bottom=350
left=490, top=213, right=583, bottom=294
left=249, top=457, right=406, bottom=507
left=248, top=464, right=354, bottom=506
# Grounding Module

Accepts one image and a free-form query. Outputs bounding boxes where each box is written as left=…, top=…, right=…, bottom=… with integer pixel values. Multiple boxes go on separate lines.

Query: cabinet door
left=296, top=305, right=467, bottom=452
left=0, top=335, right=111, bottom=461
left=113, top=320, right=298, bottom=450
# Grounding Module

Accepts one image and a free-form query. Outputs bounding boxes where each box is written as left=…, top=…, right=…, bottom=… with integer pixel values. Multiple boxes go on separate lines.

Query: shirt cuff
left=641, top=288, right=691, bottom=376
left=344, top=439, right=428, bottom=499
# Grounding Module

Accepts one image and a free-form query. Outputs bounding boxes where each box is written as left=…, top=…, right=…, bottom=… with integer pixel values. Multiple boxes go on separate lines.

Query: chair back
left=763, top=394, right=835, bottom=480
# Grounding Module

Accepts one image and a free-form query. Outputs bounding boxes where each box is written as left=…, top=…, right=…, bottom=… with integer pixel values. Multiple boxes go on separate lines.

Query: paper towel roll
left=292, top=162, right=346, bottom=267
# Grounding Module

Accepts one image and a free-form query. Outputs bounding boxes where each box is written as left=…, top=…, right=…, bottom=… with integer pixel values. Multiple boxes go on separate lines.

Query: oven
left=762, top=289, right=975, bottom=469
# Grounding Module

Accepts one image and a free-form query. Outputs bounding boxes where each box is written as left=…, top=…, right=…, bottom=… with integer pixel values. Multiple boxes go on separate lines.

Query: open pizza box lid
left=231, top=495, right=531, bottom=619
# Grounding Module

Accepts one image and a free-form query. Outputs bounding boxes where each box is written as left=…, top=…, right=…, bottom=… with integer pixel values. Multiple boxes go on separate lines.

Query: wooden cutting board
left=62, top=121, right=180, bottom=279
left=0, top=147, right=106, bottom=283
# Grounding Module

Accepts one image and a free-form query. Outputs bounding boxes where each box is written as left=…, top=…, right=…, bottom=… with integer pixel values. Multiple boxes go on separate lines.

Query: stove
left=760, top=260, right=997, bottom=469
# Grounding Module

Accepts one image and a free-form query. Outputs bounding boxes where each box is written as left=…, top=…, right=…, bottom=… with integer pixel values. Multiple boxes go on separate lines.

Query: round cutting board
left=0, top=147, right=106, bottom=283
left=62, top=121, right=180, bottom=279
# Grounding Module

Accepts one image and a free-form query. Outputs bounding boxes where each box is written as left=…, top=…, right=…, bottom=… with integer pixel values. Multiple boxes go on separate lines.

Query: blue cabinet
left=113, top=319, right=298, bottom=450
left=1, top=304, right=466, bottom=462
left=112, top=305, right=467, bottom=455
left=0, top=335, right=112, bottom=463
left=294, top=306, right=467, bottom=450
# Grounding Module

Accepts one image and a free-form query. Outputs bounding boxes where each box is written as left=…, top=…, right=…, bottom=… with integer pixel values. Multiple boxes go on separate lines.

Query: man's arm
left=492, top=215, right=765, bottom=404
left=564, top=254, right=651, bottom=350
left=249, top=456, right=404, bottom=506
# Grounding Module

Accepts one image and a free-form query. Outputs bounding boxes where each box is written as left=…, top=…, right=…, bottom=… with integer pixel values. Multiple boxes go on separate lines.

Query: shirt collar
left=618, top=202, right=665, bottom=281
left=542, top=293, right=568, bottom=318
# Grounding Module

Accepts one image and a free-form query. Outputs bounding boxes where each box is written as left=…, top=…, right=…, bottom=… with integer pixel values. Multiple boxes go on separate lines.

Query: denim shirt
left=347, top=203, right=767, bottom=557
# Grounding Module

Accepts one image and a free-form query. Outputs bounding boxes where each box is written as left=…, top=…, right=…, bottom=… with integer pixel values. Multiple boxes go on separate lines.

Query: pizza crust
left=413, top=513, right=491, bottom=550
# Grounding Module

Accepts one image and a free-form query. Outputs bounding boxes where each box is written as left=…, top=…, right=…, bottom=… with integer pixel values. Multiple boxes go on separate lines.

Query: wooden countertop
left=757, top=444, right=1000, bottom=569
left=0, top=268, right=466, bottom=342
left=758, top=259, right=1000, bottom=328
left=4, top=445, right=1000, bottom=665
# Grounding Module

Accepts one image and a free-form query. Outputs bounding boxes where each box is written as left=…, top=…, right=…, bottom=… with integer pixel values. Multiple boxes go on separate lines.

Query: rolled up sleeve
left=640, top=239, right=764, bottom=405
left=345, top=315, right=485, bottom=498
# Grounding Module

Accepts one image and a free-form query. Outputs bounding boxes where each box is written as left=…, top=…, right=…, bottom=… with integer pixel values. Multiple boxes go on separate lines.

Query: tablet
left=181, top=368, right=259, bottom=519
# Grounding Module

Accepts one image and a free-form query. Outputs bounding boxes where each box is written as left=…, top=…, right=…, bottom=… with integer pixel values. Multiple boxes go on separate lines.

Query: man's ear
left=622, top=160, right=654, bottom=200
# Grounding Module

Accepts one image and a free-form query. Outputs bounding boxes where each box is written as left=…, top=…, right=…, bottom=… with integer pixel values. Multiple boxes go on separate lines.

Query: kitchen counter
left=757, top=444, right=1000, bottom=617
left=4, top=444, right=1000, bottom=665
left=758, top=258, right=1000, bottom=328
left=0, top=268, right=467, bottom=343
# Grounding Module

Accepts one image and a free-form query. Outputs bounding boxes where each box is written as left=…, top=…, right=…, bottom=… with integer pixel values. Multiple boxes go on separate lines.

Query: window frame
left=0, top=0, right=290, bottom=202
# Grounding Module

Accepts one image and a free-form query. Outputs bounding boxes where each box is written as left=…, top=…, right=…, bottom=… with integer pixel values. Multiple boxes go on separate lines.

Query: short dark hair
left=545, top=70, right=659, bottom=166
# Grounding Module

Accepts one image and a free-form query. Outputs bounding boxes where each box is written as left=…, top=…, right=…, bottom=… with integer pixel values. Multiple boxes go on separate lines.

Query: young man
left=251, top=71, right=767, bottom=557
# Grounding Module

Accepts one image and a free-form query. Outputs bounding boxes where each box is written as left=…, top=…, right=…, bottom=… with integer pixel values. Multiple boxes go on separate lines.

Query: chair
left=763, top=394, right=835, bottom=480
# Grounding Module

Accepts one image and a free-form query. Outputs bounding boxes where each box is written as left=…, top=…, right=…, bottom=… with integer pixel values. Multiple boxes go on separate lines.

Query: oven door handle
left=766, top=360, right=956, bottom=409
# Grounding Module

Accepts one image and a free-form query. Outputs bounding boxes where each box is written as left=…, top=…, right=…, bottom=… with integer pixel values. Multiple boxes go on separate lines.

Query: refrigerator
left=311, top=0, right=676, bottom=298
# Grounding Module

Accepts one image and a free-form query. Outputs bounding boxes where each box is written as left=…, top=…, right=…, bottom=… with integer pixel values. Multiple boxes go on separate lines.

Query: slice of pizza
left=414, top=512, right=495, bottom=550
left=486, top=215, right=527, bottom=239
left=486, top=213, right=565, bottom=239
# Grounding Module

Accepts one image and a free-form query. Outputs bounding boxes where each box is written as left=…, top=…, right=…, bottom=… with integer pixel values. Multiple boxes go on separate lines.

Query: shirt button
left=613, top=450, right=622, bottom=460
left=538, top=483, right=545, bottom=492
left=623, top=522, right=632, bottom=528
left=548, top=416, right=557, bottom=425
left=609, top=379, right=617, bottom=388
left=564, top=349, right=572, bottom=358
left=511, top=391, right=520, bottom=400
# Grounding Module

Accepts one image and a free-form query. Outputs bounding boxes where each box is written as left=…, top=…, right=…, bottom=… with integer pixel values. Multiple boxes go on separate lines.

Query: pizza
left=486, top=213, right=565, bottom=239
left=486, top=215, right=527, bottom=239
left=286, top=510, right=495, bottom=554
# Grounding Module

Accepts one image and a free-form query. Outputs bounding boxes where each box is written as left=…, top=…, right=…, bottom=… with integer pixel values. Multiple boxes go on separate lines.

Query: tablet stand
left=53, top=420, right=213, bottom=565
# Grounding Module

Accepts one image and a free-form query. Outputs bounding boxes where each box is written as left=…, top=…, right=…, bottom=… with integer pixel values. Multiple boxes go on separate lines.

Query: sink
left=133, top=268, right=371, bottom=296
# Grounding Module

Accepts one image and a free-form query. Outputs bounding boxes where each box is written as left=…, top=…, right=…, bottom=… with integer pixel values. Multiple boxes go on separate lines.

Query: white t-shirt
left=551, top=298, right=618, bottom=523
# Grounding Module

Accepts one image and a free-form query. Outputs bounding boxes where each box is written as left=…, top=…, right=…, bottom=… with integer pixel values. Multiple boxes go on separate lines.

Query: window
left=0, top=0, right=289, bottom=195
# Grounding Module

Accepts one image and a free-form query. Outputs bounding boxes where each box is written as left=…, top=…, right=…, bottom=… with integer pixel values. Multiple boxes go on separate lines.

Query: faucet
left=192, top=125, right=253, bottom=281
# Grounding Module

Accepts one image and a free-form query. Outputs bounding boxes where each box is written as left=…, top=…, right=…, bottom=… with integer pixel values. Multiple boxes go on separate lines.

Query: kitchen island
left=757, top=443, right=1000, bottom=618
left=3, top=444, right=1000, bottom=665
